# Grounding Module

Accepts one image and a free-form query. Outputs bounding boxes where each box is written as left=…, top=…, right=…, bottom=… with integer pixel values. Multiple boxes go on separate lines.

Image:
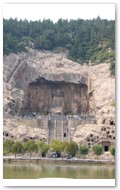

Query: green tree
left=80, top=144, right=89, bottom=158
left=65, top=141, right=78, bottom=157
left=34, top=35, right=52, bottom=50
left=110, top=146, right=115, bottom=157
left=37, top=140, right=49, bottom=157
left=3, top=140, right=14, bottom=155
left=92, top=144, right=103, bottom=156
left=3, top=18, right=115, bottom=66
left=50, top=140, right=65, bottom=156
left=12, top=141, right=23, bottom=158
left=23, top=140, right=38, bottom=158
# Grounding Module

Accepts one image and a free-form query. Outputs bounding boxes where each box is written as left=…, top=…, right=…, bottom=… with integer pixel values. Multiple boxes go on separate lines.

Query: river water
left=3, top=162, right=115, bottom=179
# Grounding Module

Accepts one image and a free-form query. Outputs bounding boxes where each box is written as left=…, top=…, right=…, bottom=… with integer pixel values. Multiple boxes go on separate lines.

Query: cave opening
left=104, top=145, right=109, bottom=152
left=110, top=121, right=114, bottom=125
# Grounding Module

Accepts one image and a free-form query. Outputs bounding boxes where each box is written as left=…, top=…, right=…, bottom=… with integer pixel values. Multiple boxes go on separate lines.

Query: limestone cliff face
left=23, top=77, right=88, bottom=115
left=3, top=48, right=88, bottom=90
left=3, top=48, right=92, bottom=116
left=3, top=48, right=115, bottom=145
left=81, top=63, right=115, bottom=126
left=72, top=124, right=115, bottom=148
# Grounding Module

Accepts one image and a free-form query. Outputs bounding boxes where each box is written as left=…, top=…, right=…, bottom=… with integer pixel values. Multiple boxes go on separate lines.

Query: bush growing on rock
left=92, top=144, right=103, bottom=156
left=110, top=61, right=115, bottom=76
left=110, top=146, right=115, bottom=157
left=80, top=144, right=89, bottom=157
left=65, top=141, right=78, bottom=157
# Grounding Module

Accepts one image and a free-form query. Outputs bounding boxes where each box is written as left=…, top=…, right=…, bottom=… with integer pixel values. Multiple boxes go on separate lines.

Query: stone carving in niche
left=23, top=77, right=91, bottom=115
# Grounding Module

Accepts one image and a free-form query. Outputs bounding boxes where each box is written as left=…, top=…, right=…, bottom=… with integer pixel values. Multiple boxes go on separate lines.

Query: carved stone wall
left=21, top=76, right=97, bottom=144
left=4, top=114, right=95, bottom=144
left=23, top=77, right=89, bottom=115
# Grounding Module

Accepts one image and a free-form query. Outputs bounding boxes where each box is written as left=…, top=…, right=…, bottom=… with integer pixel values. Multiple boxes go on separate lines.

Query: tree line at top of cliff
left=3, top=17, right=115, bottom=75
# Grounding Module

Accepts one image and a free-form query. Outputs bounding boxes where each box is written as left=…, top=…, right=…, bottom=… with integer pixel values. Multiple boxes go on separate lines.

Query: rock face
left=3, top=48, right=115, bottom=148
left=4, top=48, right=95, bottom=116
left=72, top=124, right=115, bottom=151
left=4, top=49, right=88, bottom=89
left=3, top=117, right=47, bottom=142
left=82, top=63, right=115, bottom=126
left=23, top=77, right=89, bottom=115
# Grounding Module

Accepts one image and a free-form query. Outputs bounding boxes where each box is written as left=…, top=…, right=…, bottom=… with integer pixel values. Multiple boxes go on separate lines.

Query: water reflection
left=3, top=162, right=115, bottom=179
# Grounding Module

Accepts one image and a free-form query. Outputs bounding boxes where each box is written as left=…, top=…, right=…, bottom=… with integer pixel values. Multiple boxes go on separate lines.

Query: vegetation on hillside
left=12, top=141, right=23, bottom=158
left=110, top=61, right=115, bottom=76
left=79, top=144, right=89, bottom=157
left=3, top=17, right=115, bottom=75
left=23, top=140, right=38, bottom=157
left=110, top=146, right=115, bottom=157
left=3, top=139, right=115, bottom=159
left=92, top=144, right=103, bottom=156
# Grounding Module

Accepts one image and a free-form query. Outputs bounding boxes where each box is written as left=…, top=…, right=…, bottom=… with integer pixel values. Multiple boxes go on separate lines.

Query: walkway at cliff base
left=3, top=156, right=115, bottom=164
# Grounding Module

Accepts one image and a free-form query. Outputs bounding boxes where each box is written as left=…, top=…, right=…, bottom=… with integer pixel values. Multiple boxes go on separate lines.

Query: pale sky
left=3, top=3, right=115, bottom=22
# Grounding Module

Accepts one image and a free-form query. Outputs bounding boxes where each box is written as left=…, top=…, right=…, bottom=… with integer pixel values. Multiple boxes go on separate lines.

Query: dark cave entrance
left=104, top=145, right=109, bottom=152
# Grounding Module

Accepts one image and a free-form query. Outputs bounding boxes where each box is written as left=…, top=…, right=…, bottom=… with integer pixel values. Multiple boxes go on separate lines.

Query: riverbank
left=3, top=156, right=115, bottom=164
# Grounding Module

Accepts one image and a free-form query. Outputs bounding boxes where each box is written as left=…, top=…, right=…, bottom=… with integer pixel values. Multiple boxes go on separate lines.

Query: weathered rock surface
left=3, top=49, right=88, bottom=89
left=72, top=124, right=115, bottom=146
left=3, top=48, right=115, bottom=145
left=81, top=63, right=115, bottom=125
left=81, top=63, right=115, bottom=111
left=3, top=117, right=47, bottom=142
left=3, top=49, right=92, bottom=116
